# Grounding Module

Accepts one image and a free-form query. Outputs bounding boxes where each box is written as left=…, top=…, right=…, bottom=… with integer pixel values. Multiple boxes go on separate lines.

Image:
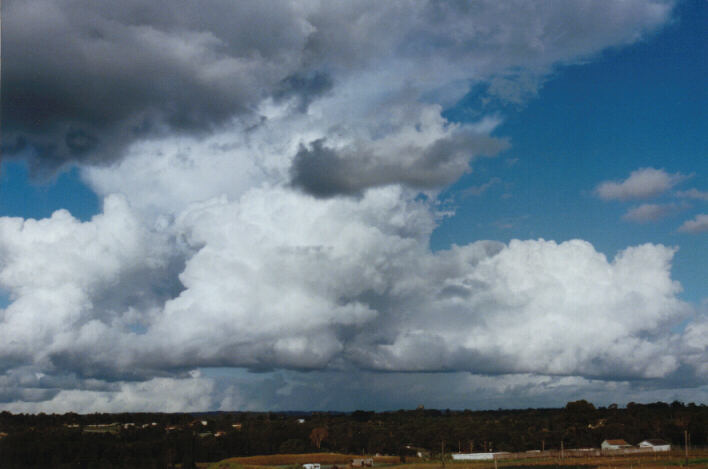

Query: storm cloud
left=2, top=0, right=701, bottom=412
left=2, top=0, right=318, bottom=168
left=3, top=0, right=671, bottom=176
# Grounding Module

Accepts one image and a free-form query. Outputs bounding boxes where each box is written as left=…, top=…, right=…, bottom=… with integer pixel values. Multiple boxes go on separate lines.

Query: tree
left=279, top=438, right=308, bottom=453
left=310, top=427, right=328, bottom=450
left=564, top=400, right=596, bottom=414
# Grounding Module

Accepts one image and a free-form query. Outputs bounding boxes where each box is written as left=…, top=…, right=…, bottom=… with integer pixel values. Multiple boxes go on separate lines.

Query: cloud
left=595, top=168, right=687, bottom=201
left=2, top=374, right=217, bottom=413
left=622, top=203, right=678, bottom=223
left=348, top=240, right=689, bottom=379
left=262, top=371, right=708, bottom=411
left=0, top=185, right=695, bottom=389
left=2, top=0, right=316, bottom=169
left=2, top=0, right=700, bottom=412
left=462, top=177, right=502, bottom=197
left=6, top=367, right=708, bottom=413
left=0, top=195, right=184, bottom=380
left=290, top=123, right=509, bottom=197
left=676, top=188, right=708, bottom=201
left=3, top=0, right=673, bottom=172
left=681, top=313, right=708, bottom=377
left=678, top=214, right=708, bottom=233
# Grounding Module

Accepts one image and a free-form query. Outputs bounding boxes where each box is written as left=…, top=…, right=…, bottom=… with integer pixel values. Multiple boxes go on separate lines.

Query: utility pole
left=688, top=431, right=691, bottom=452
left=684, top=430, right=689, bottom=466
left=440, top=440, right=445, bottom=469
left=560, top=440, right=564, bottom=462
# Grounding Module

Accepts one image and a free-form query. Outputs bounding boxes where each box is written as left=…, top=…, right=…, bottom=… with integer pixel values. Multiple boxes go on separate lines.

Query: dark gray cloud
left=291, top=133, right=509, bottom=197
left=2, top=0, right=672, bottom=175
left=1, top=0, right=317, bottom=169
left=275, top=72, right=334, bottom=112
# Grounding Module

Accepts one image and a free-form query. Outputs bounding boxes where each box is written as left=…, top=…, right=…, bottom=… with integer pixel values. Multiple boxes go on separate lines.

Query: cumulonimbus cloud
left=0, top=184, right=697, bottom=389
left=2, top=0, right=699, bottom=412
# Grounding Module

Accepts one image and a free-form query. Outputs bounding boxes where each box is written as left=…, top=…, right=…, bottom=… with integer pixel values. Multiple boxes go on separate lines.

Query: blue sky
left=435, top=0, right=707, bottom=302
left=0, top=0, right=706, bottom=412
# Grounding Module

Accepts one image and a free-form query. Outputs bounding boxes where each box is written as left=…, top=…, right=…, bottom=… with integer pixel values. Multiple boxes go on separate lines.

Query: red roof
left=605, top=439, right=630, bottom=445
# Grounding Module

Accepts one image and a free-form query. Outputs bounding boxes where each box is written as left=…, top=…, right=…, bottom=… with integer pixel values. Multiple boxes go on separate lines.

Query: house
left=0, top=432, right=8, bottom=439
left=638, top=439, right=671, bottom=452
left=297, top=418, right=306, bottom=424
left=601, top=439, right=632, bottom=450
left=215, top=431, right=227, bottom=438
left=351, top=458, right=373, bottom=467
left=303, top=464, right=320, bottom=469
left=232, top=423, right=243, bottom=430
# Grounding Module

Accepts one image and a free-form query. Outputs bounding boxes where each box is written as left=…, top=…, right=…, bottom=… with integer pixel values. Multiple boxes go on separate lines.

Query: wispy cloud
left=595, top=168, right=688, bottom=201
left=676, top=188, right=708, bottom=201
left=678, top=214, right=708, bottom=233
left=622, top=203, right=680, bottom=223
left=462, top=177, right=502, bottom=197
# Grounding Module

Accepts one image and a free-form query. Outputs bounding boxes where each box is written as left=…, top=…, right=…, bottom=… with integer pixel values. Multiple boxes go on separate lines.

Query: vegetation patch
left=504, top=464, right=597, bottom=469
left=214, top=453, right=398, bottom=467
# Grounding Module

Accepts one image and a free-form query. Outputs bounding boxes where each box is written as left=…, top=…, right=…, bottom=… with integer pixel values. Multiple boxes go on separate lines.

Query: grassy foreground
left=204, top=453, right=399, bottom=469
left=203, top=450, right=708, bottom=469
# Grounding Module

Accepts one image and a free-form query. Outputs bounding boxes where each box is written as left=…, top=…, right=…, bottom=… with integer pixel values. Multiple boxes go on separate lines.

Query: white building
left=601, top=439, right=632, bottom=450
left=638, top=439, right=671, bottom=452
left=303, top=464, right=320, bottom=469
left=451, top=453, right=508, bottom=461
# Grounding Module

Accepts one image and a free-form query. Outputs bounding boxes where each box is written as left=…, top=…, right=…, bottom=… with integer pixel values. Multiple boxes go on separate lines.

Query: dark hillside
left=0, top=401, right=705, bottom=468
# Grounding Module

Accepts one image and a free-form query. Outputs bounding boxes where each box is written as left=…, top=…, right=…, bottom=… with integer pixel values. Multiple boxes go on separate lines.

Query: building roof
left=604, top=439, right=630, bottom=445
left=642, top=439, right=669, bottom=446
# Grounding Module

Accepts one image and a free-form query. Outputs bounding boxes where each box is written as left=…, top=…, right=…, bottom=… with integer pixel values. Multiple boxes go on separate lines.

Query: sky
left=0, top=0, right=706, bottom=413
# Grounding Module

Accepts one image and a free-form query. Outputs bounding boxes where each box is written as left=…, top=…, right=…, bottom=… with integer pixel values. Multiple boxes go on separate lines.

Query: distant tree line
left=0, top=400, right=705, bottom=468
